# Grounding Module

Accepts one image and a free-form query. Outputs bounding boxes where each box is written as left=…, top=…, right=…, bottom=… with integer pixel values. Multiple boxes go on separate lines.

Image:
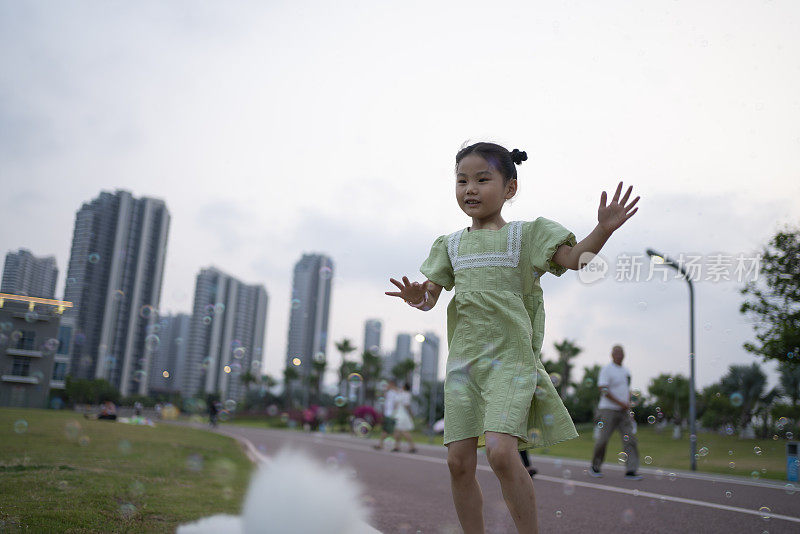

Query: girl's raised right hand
left=386, top=276, right=429, bottom=304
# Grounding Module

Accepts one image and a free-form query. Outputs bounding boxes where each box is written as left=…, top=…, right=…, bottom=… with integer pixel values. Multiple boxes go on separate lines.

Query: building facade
left=1, top=249, right=58, bottom=299
left=147, top=313, right=190, bottom=395
left=0, top=294, right=72, bottom=408
left=63, top=190, right=170, bottom=397
left=419, top=331, right=440, bottom=384
left=285, top=254, right=333, bottom=380
left=179, top=267, right=268, bottom=403
left=386, top=333, right=412, bottom=379
left=363, top=319, right=382, bottom=355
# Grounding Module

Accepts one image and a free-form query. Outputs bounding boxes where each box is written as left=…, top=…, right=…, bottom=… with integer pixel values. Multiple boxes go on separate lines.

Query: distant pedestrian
left=590, top=345, right=642, bottom=479
left=373, top=379, right=398, bottom=450
left=519, top=450, right=537, bottom=477
left=134, top=401, right=143, bottom=417
left=208, top=398, right=219, bottom=428
left=391, top=382, right=417, bottom=453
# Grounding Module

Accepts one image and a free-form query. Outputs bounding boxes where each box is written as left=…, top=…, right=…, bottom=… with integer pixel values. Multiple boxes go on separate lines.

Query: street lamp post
left=646, top=248, right=697, bottom=471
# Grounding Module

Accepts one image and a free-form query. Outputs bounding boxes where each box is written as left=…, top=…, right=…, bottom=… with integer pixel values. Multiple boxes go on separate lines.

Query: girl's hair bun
left=510, top=149, right=528, bottom=165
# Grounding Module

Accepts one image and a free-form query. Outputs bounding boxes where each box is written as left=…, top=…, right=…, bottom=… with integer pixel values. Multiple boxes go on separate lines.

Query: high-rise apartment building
left=419, top=331, right=440, bottom=384
left=386, top=333, right=412, bottom=378
left=285, top=254, right=333, bottom=379
left=363, top=319, right=381, bottom=355
left=1, top=249, right=58, bottom=299
left=180, top=267, right=268, bottom=403
left=147, top=313, right=190, bottom=394
left=63, top=190, right=170, bottom=396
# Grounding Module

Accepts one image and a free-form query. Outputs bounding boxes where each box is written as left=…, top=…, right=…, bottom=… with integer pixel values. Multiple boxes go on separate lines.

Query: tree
left=360, top=349, right=383, bottom=405
left=392, top=358, right=417, bottom=385
left=283, top=365, right=299, bottom=408
left=553, top=339, right=582, bottom=399
left=740, top=226, right=800, bottom=365
left=310, top=356, right=327, bottom=403
left=335, top=338, right=357, bottom=362
left=647, top=374, right=690, bottom=423
left=719, top=363, right=766, bottom=429
left=563, top=365, right=601, bottom=423
left=778, top=361, right=800, bottom=407
left=699, top=384, right=739, bottom=431
left=239, top=370, right=258, bottom=390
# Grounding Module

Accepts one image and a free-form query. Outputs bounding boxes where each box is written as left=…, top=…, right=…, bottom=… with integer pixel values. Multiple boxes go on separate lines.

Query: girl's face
left=455, top=154, right=517, bottom=221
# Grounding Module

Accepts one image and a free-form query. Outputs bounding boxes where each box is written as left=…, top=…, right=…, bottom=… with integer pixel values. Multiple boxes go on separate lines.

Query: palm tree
left=360, top=350, right=383, bottom=405
left=239, top=370, right=258, bottom=390
left=553, top=339, right=582, bottom=399
left=392, top=358, right=417, bottom=386
left=335, top=338, right=357, bottom=396
left=311, top=356, right=327, bottom=404
left=283, top=365, right=299, bottom=408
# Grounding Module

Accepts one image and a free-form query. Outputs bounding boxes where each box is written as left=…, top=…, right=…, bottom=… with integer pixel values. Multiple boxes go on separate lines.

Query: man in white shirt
left=590, top=345, right=642, bottom=479
left=373, top=379, right=398, bottom=450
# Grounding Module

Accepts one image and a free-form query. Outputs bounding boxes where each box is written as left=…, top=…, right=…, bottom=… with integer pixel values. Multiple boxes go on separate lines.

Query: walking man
left=591, top=344, right=642, bottom=479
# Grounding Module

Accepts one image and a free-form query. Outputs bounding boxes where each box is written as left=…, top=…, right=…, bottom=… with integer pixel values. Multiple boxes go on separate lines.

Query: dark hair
left=455, top=142, right=527, bottom=184
left=403, top=382, right=411, bottom=391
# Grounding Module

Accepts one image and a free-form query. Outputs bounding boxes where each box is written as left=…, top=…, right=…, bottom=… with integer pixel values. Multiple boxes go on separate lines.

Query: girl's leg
left=447, top=437, right=484, bottom=534
left=485, top=432, right=538, bottom=534
left=403, top=431, right=417, bottom=452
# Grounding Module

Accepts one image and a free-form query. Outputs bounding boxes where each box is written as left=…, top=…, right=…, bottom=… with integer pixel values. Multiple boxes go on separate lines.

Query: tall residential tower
left=63, top=190, right=170, bottom=396
left=2, top=249, right=58, bottom=299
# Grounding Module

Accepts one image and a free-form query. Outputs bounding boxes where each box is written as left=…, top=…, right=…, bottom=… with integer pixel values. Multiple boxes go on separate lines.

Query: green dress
left=420, top=218, right=579, bottom=450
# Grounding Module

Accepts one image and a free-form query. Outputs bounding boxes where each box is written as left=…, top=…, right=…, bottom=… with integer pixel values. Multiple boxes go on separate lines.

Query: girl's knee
left=486, top=448, right=516, bottom=476
left=447, top=452, right=476, bottom=478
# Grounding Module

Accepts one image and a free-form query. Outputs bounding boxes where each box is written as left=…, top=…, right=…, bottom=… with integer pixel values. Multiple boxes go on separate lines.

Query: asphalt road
left=202, top=424, right=799, bottom=534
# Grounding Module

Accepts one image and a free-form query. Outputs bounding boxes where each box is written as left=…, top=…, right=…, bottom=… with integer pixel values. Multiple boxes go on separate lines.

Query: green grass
left=0, top=408, right=253, bottom=533
left=539, top=423, right=792, bottom=481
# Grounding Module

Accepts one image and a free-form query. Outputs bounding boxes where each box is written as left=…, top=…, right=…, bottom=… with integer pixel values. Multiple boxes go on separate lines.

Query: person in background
left=391, top=382, right=418, bottom=453
left=591, top=344, right=642, bottom=480
left=374, top=379, right=398, bottom=450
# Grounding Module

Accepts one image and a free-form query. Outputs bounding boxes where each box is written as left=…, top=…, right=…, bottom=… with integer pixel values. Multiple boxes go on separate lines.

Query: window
left=16, top=330, right=35, bottom=351
left=52, top=362, right=67, bottom=381
left=11, top=357, right=31, bottom=376
left=57, top=325, right=72, bottom=355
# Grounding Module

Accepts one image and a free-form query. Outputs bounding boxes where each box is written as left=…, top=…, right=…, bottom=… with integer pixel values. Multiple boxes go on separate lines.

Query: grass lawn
left=229, top=416, right=792, bottom=481
left=0, top=408, right=253, bottom=533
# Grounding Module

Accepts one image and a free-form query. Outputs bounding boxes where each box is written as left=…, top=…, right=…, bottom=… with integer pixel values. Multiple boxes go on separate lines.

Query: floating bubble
left=218, top=409, right=230, bottom=422
left=759, top=506, right=771, bottom=520
left=129, top=480, right=145, bottom=497
left=133, top=369, right=146, bottom=382
left=291, top=299, right=301, bottom=310
left=699, top=446, right=709, bottom=457
left=354, top=419, right=372, bottom=437
left=729, top=461, right=736, bottom=469
left=88, top=253, right=100, bottom=264
left=725, top=425, right=735, bottom=436
left=313, top=352, right=326, bottom=363
left=751, top=470, right=760, bottom=479
left=630, top=389, right=642, bottom=406
left=50, top=397, right=64, bottom=410
left=224, top=399, right=236, bottom=411
left=668, top=472, right=677, bottom=481
left=202, top=316, right=212, bottom=325
left=725, top=490, right=732, bottom=498
left=563, top=481, right=575, bottom=496
left=233, top=347, right=246, bottom=359
left=730, top=392, right=744, bottom=407
left=647, top=415, right=656, bottom=424
left=617, top=452, right=628, bottom=464
left=543, top=414, right=554, bottom=427
left=622, top=508, right=634, bottom=523
left=119, top=503, right=136, bottom=519
left=79, top=435, right=90, bottom=447
left=266, top=405, right=279, bottom=417
left=787, top=432, right=794, bottom=440
left=623, top=434, right=630, bottom=442
left=637, top=301, right=647, bottom=311
left=292, top=357, right=301, bottom=366
left=550, top=373, right=562, bottom=388
left=223, top=365, right=232, bottom=374
left=562, top=469, right=572, bottom=479
left=214, top=303, right=225, bottom=315
left=145, top=334, right=159, bottom=348
left=319, top=266, right=333, bottom=280
left=42, top=338, right=60, bottom=354
left=14, top=420, right=28, bottom=434
left=555, top=510, right=563, bottom=519
left=597, top=421, right=604, bottom=430
left=162, top=370, right=170, bottom=378
left=334, top=395, right=347, bottom=407
left=583, top=377, right=594, bottom=387
left=754, top=446, right=762, bottom=456
left=139, top=305, right=155, bottom=319
left=25, top=311, right=38, bottom=323
left=644, top=456, right=653, bottom=464
left=348, top=372, right=363, bottom=385
left=785, top=483, right=797, bottom=495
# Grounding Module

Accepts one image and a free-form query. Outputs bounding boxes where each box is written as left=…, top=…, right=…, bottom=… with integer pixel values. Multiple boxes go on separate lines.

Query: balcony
left=4, top=348, right=43, bottom=358
left=1, top=374, right=38, bottom=384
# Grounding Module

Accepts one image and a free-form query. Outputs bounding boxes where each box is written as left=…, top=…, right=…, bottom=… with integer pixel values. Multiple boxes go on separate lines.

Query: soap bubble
left=14, top=420, right=28, bottom=434
left=617, top=452, right=628, bottom=464
left=88, top=253, right=100, bottom=264
left=647, top=415, right=656, bottom=424
left=291, top=298, right=301, bottom=310
left=550, top=373, right=562, bottom=388
left=729, top=392, right=743, bottom=407
left=644, top=456, right=653, bottom=464
left=319, top=266, right=333, bottom=280
left=334, top=395, right=347, bottom=407
left=698, top=446, right=709, bottom=457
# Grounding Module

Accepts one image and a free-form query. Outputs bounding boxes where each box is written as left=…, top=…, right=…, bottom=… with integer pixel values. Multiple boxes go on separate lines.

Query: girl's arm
left=386, top=277, right=443, bottom=311
left=553, top=181, right=639, bottom=270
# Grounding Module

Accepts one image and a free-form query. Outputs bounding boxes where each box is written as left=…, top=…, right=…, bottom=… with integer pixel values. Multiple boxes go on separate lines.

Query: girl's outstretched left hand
left=386, top=276, right=429, bottom=304
left=598, top=181, right=639, bottom=233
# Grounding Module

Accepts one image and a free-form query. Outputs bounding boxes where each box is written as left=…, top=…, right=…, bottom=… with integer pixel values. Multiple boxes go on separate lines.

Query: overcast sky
left=1, top=0, right=798, bottom=394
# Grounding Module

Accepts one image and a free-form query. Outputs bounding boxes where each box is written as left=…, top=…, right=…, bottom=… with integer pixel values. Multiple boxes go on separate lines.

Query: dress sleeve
left=420, top=235, right=455, bottom=290
left=527, top=217, right=577, bottom=277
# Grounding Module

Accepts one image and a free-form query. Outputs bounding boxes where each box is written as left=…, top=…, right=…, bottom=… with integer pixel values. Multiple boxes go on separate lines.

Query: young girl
left=386, top=142, right=639, bottom=533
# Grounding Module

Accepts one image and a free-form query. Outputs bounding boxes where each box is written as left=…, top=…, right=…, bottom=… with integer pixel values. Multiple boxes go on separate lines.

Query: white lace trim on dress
left=446, top=221, right=523, bottom=271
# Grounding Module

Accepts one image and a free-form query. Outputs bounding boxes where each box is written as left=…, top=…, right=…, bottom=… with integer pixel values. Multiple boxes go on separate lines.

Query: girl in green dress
left=386, top=142, right=639, bottom=533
